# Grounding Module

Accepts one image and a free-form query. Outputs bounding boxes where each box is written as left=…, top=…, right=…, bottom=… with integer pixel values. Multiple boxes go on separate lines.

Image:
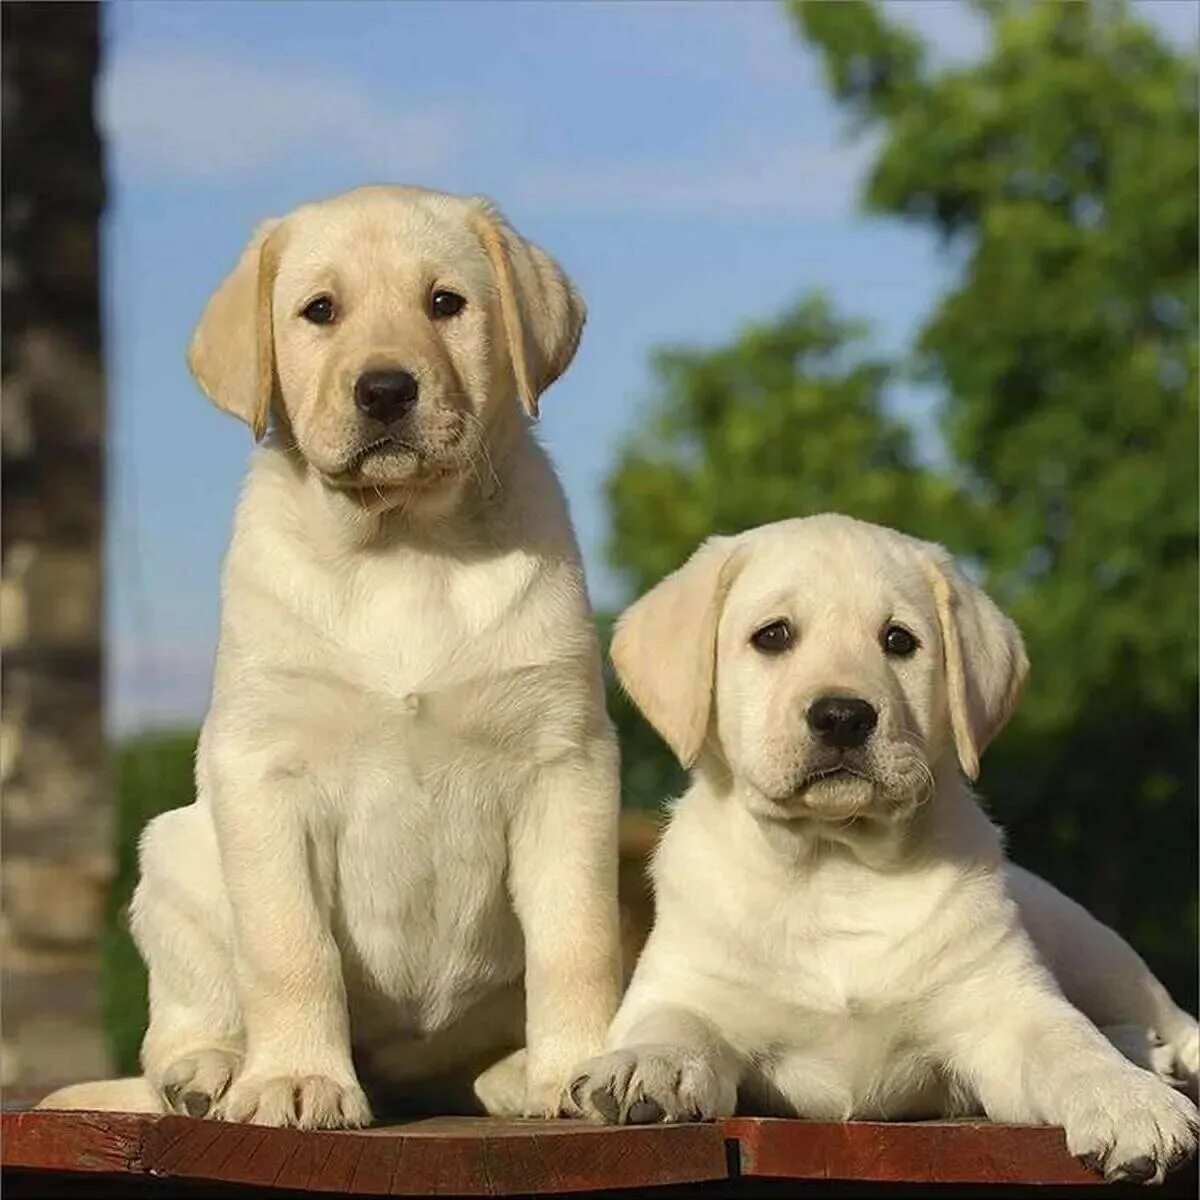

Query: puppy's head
left=188, top=186, right=584, bottom=515
left=613, top=515, right=1027, bottom=826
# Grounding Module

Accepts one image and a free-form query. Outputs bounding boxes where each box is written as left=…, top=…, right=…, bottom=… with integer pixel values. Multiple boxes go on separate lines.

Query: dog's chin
left=788, top=769, right=876, bottom=821
left=760, top=763, right=933, bottom=831
left=749, top=767, right=878, bottom=824
left=317, top=442, right=465, bottom=514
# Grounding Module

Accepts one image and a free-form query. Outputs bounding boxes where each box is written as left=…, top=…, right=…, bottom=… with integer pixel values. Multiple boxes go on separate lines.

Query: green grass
left=102, top=730, right=200, bottom=1073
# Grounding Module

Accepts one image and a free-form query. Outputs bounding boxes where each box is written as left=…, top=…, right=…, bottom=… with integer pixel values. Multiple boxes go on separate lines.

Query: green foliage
left=606, top=296, right=975, bottom=601
left=102, top=730, right=198, bottom=1072
left=606, top=0, right=1197, bottom=1005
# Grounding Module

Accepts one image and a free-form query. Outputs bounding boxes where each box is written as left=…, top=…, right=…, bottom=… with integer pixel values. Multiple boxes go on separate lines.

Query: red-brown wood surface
left=4, top=1109, right=1198, bottom=1194
left=726, top=1116, right=1102, bottom=1186
left=2, top=1109, right=148, bottom=1175
left=2, top=1111, right=727, bottom=1195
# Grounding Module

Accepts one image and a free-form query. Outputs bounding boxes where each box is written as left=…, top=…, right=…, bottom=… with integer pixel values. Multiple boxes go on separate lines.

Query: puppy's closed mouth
left=796, top=764, right=872, bottom=791
left=773, top=764, right=877, bottom=816
left=329, top=436, right=409, bottom=481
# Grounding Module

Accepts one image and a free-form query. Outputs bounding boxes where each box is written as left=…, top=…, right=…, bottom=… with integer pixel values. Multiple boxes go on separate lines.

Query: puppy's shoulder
left=225, top=447, right=311, bottom=561
left=648, top=784, right=764, bottom=910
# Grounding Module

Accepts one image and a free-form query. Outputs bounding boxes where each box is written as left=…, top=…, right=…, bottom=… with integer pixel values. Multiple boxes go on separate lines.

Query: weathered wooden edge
left=1, top=1111, right=728, bottom=1196
left=2, top=1109, right=155, bottom=1175
left=725, top=1116, right=1104, bottom=1186
left=5, top=1109, right=1198, bottom=1194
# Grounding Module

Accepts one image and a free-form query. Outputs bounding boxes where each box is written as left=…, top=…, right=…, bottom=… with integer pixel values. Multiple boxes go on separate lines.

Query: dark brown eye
left=430, top=289, right=466, bottom=319
left=882, top=624, right=919, bottom=657
left=301, top=295, right=335, bottom=325
left=750, top=619, right=794, bottom=654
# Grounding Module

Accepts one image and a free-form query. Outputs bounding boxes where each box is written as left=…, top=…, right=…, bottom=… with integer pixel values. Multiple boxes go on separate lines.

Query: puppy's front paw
left=159, top=1048, right=242, bottom=1118
left=563, top=1046, right=735, bottom=1125
left=1065, top=1066, right=1198, bottom=1183
left=219, top=1072, right=371, bottom=1129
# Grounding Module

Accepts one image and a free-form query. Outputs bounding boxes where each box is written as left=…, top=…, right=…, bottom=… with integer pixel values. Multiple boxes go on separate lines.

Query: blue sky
left=104, top=0, right=1197, bottom=733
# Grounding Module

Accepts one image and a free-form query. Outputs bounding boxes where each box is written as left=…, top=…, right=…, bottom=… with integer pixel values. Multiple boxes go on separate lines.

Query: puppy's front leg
left=211, top=771, right=370, bottom=1129
left=508, top=736, right=622, bottom=1116
left=925, top=928, right=1197, bottom=1183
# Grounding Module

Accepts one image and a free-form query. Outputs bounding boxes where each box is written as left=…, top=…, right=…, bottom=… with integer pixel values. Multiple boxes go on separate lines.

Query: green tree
left=606, top=0, right=1197, bottom=1007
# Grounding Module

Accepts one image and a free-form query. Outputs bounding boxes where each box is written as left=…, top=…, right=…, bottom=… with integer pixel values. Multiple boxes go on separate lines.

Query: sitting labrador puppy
left=567, top=514, right=1198, bottom=1184
left=41, top=186, right=621, bottom=1127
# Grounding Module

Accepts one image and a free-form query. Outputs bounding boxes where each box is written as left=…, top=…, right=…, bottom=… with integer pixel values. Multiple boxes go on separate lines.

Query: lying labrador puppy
left=41, top=186, right=621, bottom=1127
left=567, top=514, right=1198, bottom=1183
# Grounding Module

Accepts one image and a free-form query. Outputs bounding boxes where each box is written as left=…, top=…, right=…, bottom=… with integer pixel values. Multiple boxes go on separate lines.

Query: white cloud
left=517, top=137, right=877, bottom=221
left=100, top=49, right=468, bottom=183
left=99, top=36, right=871, bottom=221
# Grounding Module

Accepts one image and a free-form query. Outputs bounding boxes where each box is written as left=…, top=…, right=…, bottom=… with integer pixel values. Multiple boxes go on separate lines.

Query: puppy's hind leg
left=1007, top=865, right=1198, bottom=1090
left=133, top=806, right=244, bottom=1118
left=1102, top=1024, right=1199, bottom=1099
left=474, top=1048, right=527, bottom=1117
left=38, top=1078, right=163, bottom=1114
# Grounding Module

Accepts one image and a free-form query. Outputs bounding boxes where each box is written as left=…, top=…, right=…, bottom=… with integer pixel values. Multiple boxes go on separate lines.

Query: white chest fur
left=642, top=793, right=995, bottom=1118
left=197, top=453, right=595, bottom=1058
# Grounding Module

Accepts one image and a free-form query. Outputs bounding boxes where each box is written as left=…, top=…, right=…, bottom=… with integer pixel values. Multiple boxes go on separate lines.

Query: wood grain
left=2, top=1111, right=727, bottom=1195
left=3, top=1109, right=148, bottom=1175
left=3, top=1109, right=1197, bottom=1195
left=726, top=1116, right=1102, bottom=1185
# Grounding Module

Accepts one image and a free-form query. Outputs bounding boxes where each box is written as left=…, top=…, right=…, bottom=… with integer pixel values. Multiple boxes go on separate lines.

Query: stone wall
left=1, top=3, right=111, bottom=1086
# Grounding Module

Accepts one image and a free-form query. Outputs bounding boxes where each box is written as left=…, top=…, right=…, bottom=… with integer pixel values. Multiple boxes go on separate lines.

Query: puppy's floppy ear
left=921, top=549, right=1029, bottom=782
left=470, top=199, right=586, bottom=419
left=612, top=536, right=742, bottom=769
left=187, top=219, right=284, bottom=439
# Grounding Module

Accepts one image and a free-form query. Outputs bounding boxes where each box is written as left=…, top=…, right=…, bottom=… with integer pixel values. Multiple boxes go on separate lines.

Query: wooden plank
left=144, top=1115, right=729, bottom=1195
left=2, top=1111, right=728, bottom=1196
left=1, top=1109, right=152, bottom=1175
left=724, top=1116, right=1196, bottom=1187
left=5, top=1109, right=1196, bottom=1195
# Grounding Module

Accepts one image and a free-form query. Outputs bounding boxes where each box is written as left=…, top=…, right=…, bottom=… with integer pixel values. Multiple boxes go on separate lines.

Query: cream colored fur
left=568, top=515, right=1198, bottom=1185
left=39, top=185, right=621, bottom=1128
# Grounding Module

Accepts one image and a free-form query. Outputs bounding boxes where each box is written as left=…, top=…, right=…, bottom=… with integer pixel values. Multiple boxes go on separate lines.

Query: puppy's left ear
left=470, top=200, right=586, bottom=418
left=921, top=550, right=1029, bottom=782
left=612, top=536, right=742, bottom=769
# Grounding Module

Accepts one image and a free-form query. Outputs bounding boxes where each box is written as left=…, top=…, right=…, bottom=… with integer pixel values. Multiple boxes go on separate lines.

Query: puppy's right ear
left=921, top=549, right=1028, bottom=782
left=611, top=536, right=742, bottom=768
left=187, top=219, right=284, bottom=439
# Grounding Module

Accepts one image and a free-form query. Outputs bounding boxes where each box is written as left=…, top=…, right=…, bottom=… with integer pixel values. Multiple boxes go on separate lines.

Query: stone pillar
left=1, top=3, right=111, bottom=1087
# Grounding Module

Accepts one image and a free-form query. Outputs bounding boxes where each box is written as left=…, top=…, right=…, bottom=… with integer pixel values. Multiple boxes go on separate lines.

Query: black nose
left=354, top=369, right=418, bottom=422
left=806, top=695, right=878, bottom=749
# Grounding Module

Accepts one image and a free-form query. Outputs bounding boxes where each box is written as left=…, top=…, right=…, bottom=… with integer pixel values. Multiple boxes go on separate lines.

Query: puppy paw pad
left=627, top=1098, right=665, bottom=1124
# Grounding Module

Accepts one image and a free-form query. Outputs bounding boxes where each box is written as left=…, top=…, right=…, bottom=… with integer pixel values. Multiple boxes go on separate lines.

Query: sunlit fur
left=38, top=186, right=620, bottom=1129
left=570, top=515, right=1198, bottom=1184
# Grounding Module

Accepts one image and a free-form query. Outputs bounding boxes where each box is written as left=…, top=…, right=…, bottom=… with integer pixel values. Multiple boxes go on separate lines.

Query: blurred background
left=2, top=0, right=1196, bottom=1087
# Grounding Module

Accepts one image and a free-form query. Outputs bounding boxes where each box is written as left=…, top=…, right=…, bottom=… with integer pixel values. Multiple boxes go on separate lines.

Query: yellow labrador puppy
left=567, top=515, right=1197, bottom=1184
left=41, top=186, right=621, bottom=1127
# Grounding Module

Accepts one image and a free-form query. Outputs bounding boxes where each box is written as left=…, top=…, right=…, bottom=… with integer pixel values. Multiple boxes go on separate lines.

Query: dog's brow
left=285, top=267, right=340, bottom=301
left=747, top=583, right=798, bottom=615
